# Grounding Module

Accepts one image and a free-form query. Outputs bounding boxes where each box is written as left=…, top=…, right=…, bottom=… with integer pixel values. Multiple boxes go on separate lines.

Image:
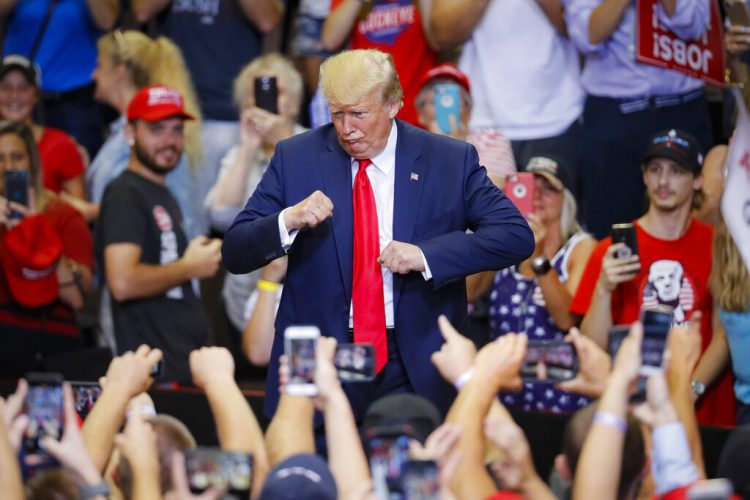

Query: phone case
left=503, top=173, right=535, bottom=217
left=433, top=83, right=461, bottom=134
left=611, top=223, right=639, bottom=259
left=254, top=76, right=278, bottom=114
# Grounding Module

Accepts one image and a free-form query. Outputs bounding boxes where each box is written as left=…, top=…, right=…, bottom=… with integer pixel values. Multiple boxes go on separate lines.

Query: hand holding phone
left=521, top=340, right=578, bottom=382
left=610, top=223, right=639, bottom=260
left=254, top=76, right=278, bottom=114
left=335, top=343, right=376, bottom=382
left=433, top=83, right=461, bottom=135
left=367, top=427, right=413, bottom=496
left=4, top=169, right=29, bottom=219
left=639, top=306, right=673, bottom=376
left=284, top=325, right=319, bottom=396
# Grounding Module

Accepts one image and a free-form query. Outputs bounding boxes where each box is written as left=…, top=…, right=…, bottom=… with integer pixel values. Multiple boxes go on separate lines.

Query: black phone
left=401, top=460, right=440, bottom=500
left=254, top=76, right=278, bottom=114
left=4, top=169, right=29, bottom=219
left=150, top=359, right=163, bottom=378
left=640, top=306, right=674, bottom=376
left=521, top=340, right=578, bottom=382
left=22, top=372, right=64, bottom=476
left=611, top=223, right=639, bottom=260
left=184, top=447, right=253, bottom=497
left=70, top=382, right=102, bottom=420
left=334, top=343, right=376, bottom=382
left=367, top=425, right=413, bottom=495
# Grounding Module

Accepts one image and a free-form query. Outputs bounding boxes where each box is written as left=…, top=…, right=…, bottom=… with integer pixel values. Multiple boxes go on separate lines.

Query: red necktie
left=352, top=159, right=388, bottom=373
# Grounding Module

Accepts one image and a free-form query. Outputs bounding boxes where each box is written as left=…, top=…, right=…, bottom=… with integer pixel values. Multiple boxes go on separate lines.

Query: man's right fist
left=283, top=190, right=333, bottom=231
left=183, top=235, right=222, bottom=279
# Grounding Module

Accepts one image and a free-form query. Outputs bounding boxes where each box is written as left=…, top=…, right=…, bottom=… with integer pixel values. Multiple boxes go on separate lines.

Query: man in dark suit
left=222, top=49, right=534, bottom=419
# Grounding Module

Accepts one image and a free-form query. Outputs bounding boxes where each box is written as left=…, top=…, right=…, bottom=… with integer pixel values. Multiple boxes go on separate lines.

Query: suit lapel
left=392, top=120, right=426, bottom=310
left=320, top=129, right=354, bottom=301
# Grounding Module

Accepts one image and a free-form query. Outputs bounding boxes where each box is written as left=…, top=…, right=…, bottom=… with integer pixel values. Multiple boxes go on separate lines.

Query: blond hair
left=711, top=215, right=750, bottom=311
left=98, top=30, right=203, bottom=169
left=320, top=49, right=402, bottom=107
left=233, top=53, right=303, bottom=117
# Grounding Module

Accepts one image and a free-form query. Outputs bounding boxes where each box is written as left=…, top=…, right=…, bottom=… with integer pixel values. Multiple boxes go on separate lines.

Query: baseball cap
left=258, top=454, right=337, bottom=500
left=525, top=155, right=573, bottom=193
left=127, top=85, right=195, bottom=122
left=642, top=129, right=703, bottom=174
left=2, top=215, right=62, bottom=308
left=0, top=54, right=41, bottom=87
left=417, top=63, right=471, bottom=94
left=363, top=394, right=442, bottom=444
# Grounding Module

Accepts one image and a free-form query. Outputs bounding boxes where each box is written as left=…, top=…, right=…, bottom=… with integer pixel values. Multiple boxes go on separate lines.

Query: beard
left=133, top=142, right=181, bottom=176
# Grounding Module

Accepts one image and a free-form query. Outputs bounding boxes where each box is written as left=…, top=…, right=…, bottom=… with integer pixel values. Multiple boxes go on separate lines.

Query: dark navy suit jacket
left=222, top=119, right=534, bottom=419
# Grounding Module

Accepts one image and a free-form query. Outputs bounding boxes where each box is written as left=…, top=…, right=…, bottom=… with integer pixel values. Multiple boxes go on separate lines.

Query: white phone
left=284, top=325, right=320, bottom=396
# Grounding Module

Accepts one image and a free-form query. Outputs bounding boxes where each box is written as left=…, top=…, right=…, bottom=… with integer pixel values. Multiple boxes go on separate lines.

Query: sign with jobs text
left=636, top=0, right=725, bottom=87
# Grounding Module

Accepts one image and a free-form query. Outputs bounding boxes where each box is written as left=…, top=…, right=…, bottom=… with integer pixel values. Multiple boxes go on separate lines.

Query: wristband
left=454, top=368, right=475, bottom=391
left=80, top=481, right=110, bottom=499
left=126, top=405, right=157, bottom=421
left=593, top=410, right=627, bottom=433
left=257, top=279, right=280, bottom=292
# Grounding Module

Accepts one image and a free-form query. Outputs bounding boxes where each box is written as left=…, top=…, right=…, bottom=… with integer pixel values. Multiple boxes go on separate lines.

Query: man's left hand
left=378, top=241, right=425, bottom=274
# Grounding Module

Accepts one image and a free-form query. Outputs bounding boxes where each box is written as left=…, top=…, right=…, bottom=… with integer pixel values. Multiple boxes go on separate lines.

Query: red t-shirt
left=571, top=220, right=735, bottom=426
left=37, top=127, right=85, bottom=193
left=332, top=0, right=439, bottom=126
left=0, top=198, right=93, bottom=337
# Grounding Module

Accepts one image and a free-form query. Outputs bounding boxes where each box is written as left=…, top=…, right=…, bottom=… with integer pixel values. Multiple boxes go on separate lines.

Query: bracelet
left=454, top=368, right=475, bottom=391
left=593, top=410, right=627, bottom=433
left=80, top=480, right=110, bottom=499
left=257, top=279, right=280, bottom=292
left=126, top=406, right=157, bottom=421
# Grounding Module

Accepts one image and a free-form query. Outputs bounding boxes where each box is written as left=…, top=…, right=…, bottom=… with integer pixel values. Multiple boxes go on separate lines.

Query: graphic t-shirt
left=332, top=0, right=438, bottom=126
left=572, top=219, right=735, bottom=426
left=97, top=171, right=209, bottom=382
left=38, top=127, right=85, bottom=194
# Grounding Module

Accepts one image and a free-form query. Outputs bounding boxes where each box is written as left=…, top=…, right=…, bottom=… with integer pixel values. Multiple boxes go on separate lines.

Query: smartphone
left=150, top=359, right=163, bottom=378
left=521, top=340, right=578, bottom=382
left=611, top=223, right=639, bottom=260
left=23, top=372, right=64, bottom=461
left=687, top=478, right=734, bottom=500
left=334, top=343, right=376, bottom=382
left=284, top=325, right=319, bottom=396
left=254, top=76, right=278, bottom=114
left=608, top=325, right=647, bottom=402
left=71, top=382, right=102, bottom=420
left=367, top=426, right=413, bottom=496
left=4, top=169, right=29, bottom=219
left=401, top=460, right=440, bottom=500
left=184, top=447, right=253, bottom=497
left=640, top=306, right=674, bottom=376
left=504, top=173, right=535, bottom=217
left=725, top=0, right=750, bottom=26
left=433, top=83, right=461, bottom=134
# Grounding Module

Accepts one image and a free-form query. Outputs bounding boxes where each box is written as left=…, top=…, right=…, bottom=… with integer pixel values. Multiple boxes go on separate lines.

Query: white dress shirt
left=277, top=122, right=431, bottom=329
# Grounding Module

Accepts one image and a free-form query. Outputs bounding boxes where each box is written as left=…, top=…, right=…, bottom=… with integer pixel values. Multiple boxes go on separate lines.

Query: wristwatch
left=531, top=256, right=552, bottom=276
left=80, top=481, right=110, bottom=499
left=691, top=380, right=706, bottom=399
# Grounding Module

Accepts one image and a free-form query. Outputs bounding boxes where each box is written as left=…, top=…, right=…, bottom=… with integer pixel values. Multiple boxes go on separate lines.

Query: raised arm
left=243, top=257, right=286, bottom=366
left=430, top=0, right=490, bottom=49
left=85, top=0, right=119, bottom=31
left=586, top=0, right=631, bottom=45
left=321, top=0, right=361, bottom=51
left=0, top=398, right=23, bottom=500
left=190, top=347, right=269, bottom=498
left=238, top=0, right=284, bottom=34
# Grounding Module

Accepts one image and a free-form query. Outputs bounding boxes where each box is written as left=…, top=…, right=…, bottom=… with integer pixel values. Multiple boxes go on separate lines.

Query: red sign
left=636, top=0, right=726, bottom=87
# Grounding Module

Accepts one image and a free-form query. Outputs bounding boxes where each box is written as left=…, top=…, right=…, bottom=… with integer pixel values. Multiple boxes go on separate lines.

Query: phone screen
left=368, top=433, right=412, bottom=495
left=433, top=83, right=461, bottom=134
left=71, top=382, right=102, bottom=420
left=23, top=373, right=64, bottom=455
left=284, top=326, right=319, bottom=395
left=610, top=223, right=639, bottom=260
left=503, top=173, right=535, bottom=217
left=640, top=307, right=673, bottom=375
left=401, top=460, right=440, bottom=500
left=254, top=76, right=278, bottom=114
left=184, top=447, right=253, bottom=496
left=4, top=169, right=29, bottom=219
left=521, top=341, right=578, bottom=382
left=335, top=343, right=375, bottom=382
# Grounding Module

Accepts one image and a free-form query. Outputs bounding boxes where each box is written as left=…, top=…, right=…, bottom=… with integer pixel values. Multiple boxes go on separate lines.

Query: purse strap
left=28, top=0, right=58, bottom=61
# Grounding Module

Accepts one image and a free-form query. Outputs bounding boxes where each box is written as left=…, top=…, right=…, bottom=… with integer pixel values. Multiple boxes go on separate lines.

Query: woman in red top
left=0, top=55, right=86, bottom=201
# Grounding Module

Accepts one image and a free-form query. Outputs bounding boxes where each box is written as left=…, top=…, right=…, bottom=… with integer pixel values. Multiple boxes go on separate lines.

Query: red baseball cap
left=127, top=84, right=195, bottom=122
left=2, top=215, right=62, bottom=307
left=417, top=63, right=471, bottom=94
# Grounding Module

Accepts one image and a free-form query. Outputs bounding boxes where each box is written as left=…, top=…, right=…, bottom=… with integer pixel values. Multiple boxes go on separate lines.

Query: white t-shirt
left=460, top=0, right=585, bottom=140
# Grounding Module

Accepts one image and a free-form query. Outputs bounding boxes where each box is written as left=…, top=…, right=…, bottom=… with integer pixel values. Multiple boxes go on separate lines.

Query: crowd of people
left=0, top=0, right=749, bottom=498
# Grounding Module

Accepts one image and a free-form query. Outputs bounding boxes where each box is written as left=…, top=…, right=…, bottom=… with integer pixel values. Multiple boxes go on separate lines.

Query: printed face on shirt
left=329, top=91, right=399, bottom=160
left=0, top=69, right=38, bottom=123
left=642, top=157, right=701, bottom=213
left=0, top=132, right=30, bottom=197
left=129, top=117, right=185, bottom=176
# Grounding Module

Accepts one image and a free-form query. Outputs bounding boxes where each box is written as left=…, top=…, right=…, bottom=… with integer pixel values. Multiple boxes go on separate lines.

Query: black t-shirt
left=96, top=171, right=208, bottom=382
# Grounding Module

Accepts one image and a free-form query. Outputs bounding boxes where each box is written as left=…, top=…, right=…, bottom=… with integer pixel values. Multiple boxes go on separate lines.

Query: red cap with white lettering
left=127, top=85, right=195, bottom=122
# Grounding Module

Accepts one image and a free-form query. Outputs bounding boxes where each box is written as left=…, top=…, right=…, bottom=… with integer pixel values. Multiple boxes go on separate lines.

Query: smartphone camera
left=611, top=223, right=639, bottom=260
left=334, top=343, right=376, bottom=382
left=521, top=340, right=578, bottom=382
left=185, top=447, right=253, bottom=497
left=284, top=325, right=320, bottom=396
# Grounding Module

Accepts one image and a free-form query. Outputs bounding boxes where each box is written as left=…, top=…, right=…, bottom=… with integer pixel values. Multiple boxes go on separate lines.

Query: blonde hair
left=233, top=53, right=304, bottom=117
left=320, top=49, right=402, bottom=107
left=711, top=215, right=750, bottom=312
left=98, top=30, right=203, bottom=169
left=560, top=188, right=584, bottom=244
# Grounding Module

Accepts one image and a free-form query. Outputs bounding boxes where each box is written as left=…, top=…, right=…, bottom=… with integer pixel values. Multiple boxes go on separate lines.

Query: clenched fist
left=283, top=190, right=334, bottom=231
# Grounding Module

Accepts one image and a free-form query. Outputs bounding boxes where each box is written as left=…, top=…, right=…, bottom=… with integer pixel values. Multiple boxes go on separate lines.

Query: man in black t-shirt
left=96, top=85, right=222, bottom=382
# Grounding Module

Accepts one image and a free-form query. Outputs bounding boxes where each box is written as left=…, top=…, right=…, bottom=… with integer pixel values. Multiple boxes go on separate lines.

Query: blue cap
left=259, top=454, right=337, bottom=500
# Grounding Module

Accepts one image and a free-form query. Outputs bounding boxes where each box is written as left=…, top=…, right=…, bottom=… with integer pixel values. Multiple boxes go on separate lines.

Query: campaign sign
left=635, top=0, right=726, bottom=87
